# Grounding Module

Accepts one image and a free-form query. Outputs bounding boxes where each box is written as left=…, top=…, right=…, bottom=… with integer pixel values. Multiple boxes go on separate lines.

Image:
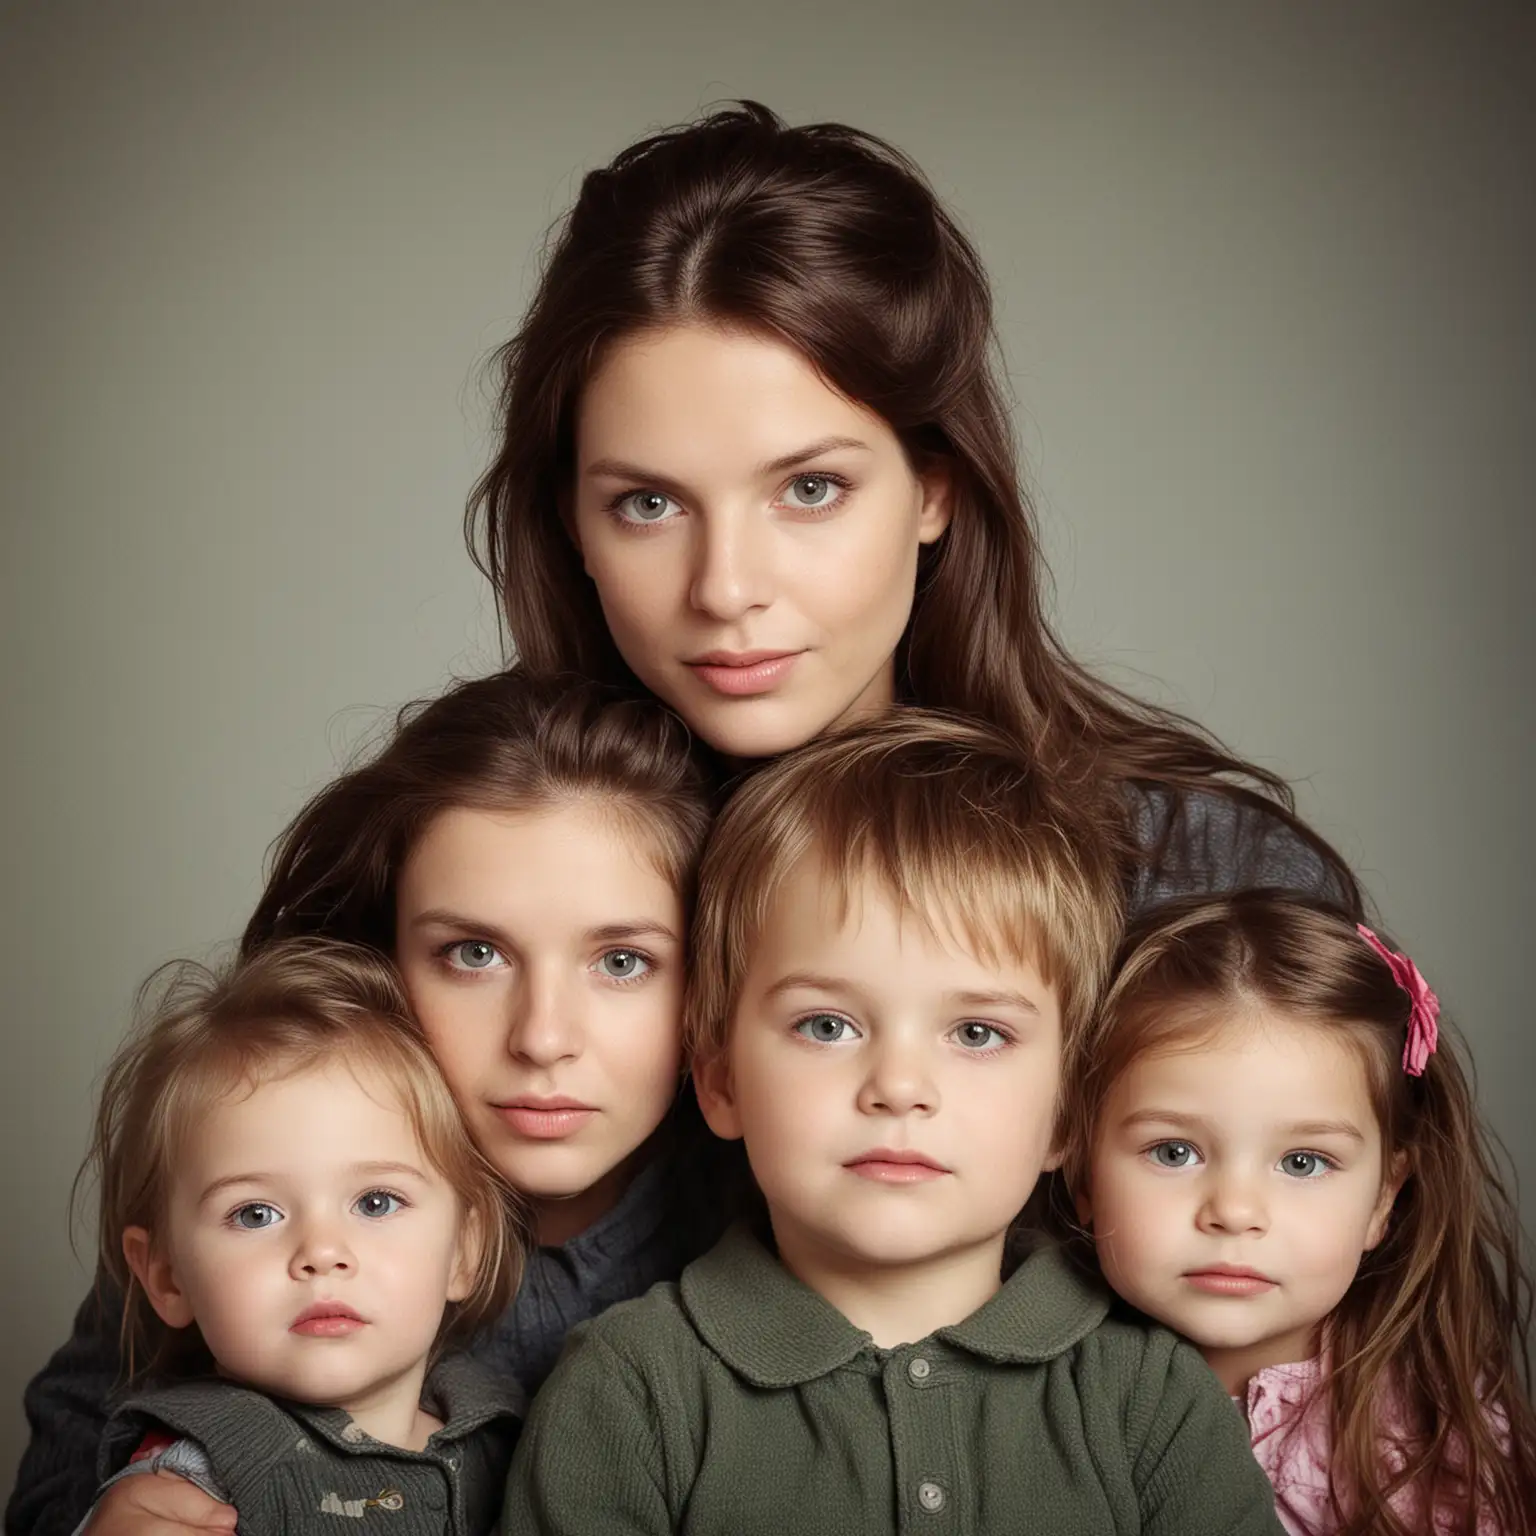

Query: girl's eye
left=354, top=1190, right=404, bottom=1219
left=615, top=490, right=681, bottom=525
left=232, top=1203, right=281, bottom=1230
left=1279, top=1151, right=1331, bottom=1180
left=1149, top=1141, right=1200, bottom=1170
left=449, top=940, right=504, bottom=972
left=795, top=1013, right=860, bottom=1044
left=780, top=473, right=844, bottom=510
left=951, top=1021, right=1007, bottom=1051
left=595, top=948, right=651, bottom=982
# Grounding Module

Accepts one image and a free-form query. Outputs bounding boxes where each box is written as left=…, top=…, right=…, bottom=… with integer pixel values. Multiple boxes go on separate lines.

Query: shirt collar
left=680, top=1223, right=1110, bottom=1388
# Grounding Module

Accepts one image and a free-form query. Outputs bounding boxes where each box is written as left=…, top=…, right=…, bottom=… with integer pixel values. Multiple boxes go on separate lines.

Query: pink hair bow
left=1357, top=924, right=1440, bottom=1076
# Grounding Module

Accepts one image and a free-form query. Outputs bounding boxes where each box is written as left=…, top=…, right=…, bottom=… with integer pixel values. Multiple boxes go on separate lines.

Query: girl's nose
left=505, top=968, right=582, bottom=1067
left=289, top=1219, right=356, bottom=1280
left=1195, top=1169, right=1269, bottom=1236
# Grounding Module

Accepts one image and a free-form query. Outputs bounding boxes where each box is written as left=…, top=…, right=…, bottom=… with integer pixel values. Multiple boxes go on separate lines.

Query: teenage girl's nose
left=505, top=963, right=582, bottom=1068
left=688, top=503, right=772, bottom=622
left=856, top=1036, right=939, bottom=1118
left=1195, top=1165, right=1269, bottom=1236
left=289, top=1216, right=356, bottom=1280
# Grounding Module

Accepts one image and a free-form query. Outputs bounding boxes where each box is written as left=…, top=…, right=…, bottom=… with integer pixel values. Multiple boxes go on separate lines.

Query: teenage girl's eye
left=1278, top=1151, right=1333, bottom=1180
left=230, top=1202, right=282, bottom=1231
left=779, top=473, right=847, bottom=511
left=951, top=1021, right=1008, bottom=1051
left=613, top=490, right=681, bottom=526
left=1148, top=1140, right=1200, bottom=1170
left=446, top=940, right=505, bottom=972
left=353, top=1190, right=405, bottom=1219
left=594, top=948, right=652, bottom=982
left=794, top=1012, right=861, bottom=1044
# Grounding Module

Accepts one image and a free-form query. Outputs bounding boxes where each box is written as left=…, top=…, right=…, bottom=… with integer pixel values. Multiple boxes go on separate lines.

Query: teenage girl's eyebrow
left=586, top=921, right=681, bottom=947
left=582, top=436, right=873, bottom=488
left=404, top=909, right=679, bottom=948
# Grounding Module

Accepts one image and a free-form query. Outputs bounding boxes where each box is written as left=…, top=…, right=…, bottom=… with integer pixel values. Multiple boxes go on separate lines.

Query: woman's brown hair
left=1070, top=891, right=1536, bottom=1534
left=466, top=100, right=1358, bottom=908
left=81, top=938, right=523, bottom=1382
left=241, top=669, right=711, bottom=958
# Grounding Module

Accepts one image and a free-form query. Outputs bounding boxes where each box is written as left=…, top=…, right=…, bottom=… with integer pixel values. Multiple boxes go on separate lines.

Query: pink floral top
left=1237, top=1357, right=1510, bottom=1535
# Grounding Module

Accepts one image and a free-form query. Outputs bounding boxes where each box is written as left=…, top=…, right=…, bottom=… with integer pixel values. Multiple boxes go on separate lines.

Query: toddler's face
left=135, top=1059, right=472, bottom=1419
left=698, top=857, right=1062, bottom=1284
left=396, top=801, right=685, bottom=1246
left=1082, top=1010, right=1402, bottom=1393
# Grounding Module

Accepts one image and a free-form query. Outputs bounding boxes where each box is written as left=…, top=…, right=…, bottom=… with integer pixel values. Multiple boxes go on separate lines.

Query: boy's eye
left=1278, top=1151, right=1330, bottom=1179
left=795, top=1013, right=859, bottom=1044
left=595, top=948, right=650, bottom=981
left=1149, top=1140, right=1199, bottom=1169
left=232, top=1202, right=281, bottom=1230
left=354, top=1190, right=403, bottom=1219
left=450, top=940, right=504, bottom=971
left=951, top=1021, right=1006, bottom=1050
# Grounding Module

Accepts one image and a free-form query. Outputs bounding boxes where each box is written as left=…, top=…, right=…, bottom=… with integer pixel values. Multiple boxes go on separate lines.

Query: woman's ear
left=122, top=1227, right=196, bottom=1329
left=1365, top=1150, right=1411, bottom=1251
left=916, top=458, right=955, bottom=545
left=692, top=1052, right=743, bottom=1141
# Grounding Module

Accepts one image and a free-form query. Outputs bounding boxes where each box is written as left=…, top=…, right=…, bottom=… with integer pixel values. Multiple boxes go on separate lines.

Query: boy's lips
left=290, top=1302, right=366, bottom=1337
left=1182, top=1264, right=1277, bottom=1298
left=844, top=1148, right=950, bottom=1184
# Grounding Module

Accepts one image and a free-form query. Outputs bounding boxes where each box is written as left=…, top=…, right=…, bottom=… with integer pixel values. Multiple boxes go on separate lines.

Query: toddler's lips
left=290, top=1302, right=366, bottom=1337
left=844, top=1149, right=949, bottom=1184
left=1182, top=1267, right=1277, bottom=1298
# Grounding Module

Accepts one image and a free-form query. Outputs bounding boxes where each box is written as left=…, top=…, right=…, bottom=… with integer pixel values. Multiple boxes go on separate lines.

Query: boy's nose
left=857, top=1043, right=939, bottom=1117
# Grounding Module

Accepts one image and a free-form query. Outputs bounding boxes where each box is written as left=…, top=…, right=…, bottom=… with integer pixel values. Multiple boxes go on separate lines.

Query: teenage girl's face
left=1081, top=1010, right=1404, bottom=1395
left=395, top=802, right=685, bottom=1247
left=572, top=324, right=952, bottom=760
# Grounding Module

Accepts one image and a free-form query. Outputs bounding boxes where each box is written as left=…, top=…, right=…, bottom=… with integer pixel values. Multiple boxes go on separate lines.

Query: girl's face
left=1081, top=1009, right=1404, bottom=1394
left=395, top=801, right=685, bottom=1246
left=571, top=324, right=952, bottom=760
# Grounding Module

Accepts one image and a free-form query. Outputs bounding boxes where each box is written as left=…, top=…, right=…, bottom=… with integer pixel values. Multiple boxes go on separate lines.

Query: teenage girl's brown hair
left=82, top=938, right=523, bottom=1382
left=241, top=669, right=711, bottom=957
left=686, top=710, right=1124, bottom=1097
left=467, top=100, right=1357, bottom=909
left=1070, top=891, right=1536, bottom=1534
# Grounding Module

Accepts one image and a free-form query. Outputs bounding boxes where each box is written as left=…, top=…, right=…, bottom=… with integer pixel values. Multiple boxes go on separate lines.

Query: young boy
left=504, top=713, right=1285, bottom=1534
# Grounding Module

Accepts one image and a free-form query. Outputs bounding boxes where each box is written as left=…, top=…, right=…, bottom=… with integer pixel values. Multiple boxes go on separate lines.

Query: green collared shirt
left=506, top=1224, right=1282, bottom=1534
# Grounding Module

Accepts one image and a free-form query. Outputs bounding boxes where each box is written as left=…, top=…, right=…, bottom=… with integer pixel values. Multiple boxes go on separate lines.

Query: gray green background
left=3, top=0, right=1531, bottom=1491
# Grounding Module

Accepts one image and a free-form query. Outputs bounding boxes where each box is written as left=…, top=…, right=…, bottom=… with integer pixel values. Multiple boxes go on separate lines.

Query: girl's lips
left=685, top=652, right=802, bottom=696
left=496, top=1103, right=597, bottom=1140
left=1182, top=1268, right=1277, bottom=1298
left=290, top=1304, right=365, bottom=1338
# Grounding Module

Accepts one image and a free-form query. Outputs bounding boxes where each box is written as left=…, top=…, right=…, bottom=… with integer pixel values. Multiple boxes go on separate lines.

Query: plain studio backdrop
left=1, top=0, right=1531, bottom=1489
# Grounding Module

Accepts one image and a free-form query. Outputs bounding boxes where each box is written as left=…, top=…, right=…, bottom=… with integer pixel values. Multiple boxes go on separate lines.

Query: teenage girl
left=1073, top=891, right=1536, bottom=1533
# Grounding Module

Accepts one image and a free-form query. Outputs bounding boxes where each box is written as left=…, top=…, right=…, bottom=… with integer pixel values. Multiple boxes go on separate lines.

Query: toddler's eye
left=1149, top=1141, right=1199, bottom=1169
left=232, top=1203, right=281, bottom=1230
left=616, top=490, right=680, bottom=525
left=952, top=1021, right=1006, bottom=1050
left=354, top=1190, right=403, bottom=1219
left=781, top=474, right=840, bottom=509
left=1279, top=1152, right=1330, bottom=1179
left=795, top=1013, right=859, bottom=1044
left=450, top=940, right=503, bottom=971
left=595, top=949, right=651, bottom=981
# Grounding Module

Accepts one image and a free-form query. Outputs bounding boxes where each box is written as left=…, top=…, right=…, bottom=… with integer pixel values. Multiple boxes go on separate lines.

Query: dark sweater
left=6, top=788, right=1342, bottom=1536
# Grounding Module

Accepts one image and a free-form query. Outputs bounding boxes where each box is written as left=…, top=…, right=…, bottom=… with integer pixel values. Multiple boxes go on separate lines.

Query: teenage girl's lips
left=1182, top=1265, right=1277, bottom=1298
left=844, top=1148, right=950, bottom=1184
left=684, top=649, right=803, bottom=696
left=495, top=1096, right=597, bottom=1140
left=290, top=1302, right=366, bottom=1338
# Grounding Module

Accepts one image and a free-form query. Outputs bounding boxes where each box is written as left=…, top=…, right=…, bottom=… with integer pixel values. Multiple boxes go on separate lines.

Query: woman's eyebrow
left=582, top=436, right=873, bottom=487
left=586, top=921, right=681, bottom=946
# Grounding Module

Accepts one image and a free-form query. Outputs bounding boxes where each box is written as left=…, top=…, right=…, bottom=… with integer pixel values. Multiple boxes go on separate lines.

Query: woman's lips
left=844, top=1150, right=949, bottom=1184
left=1182, top=1267, right=1277, bottom=1298
left=495, top=1099, right=597, bottom=1140
left=290, top=1303, right=365, bottom=1338
left=685, top=650, right=802, bottom=696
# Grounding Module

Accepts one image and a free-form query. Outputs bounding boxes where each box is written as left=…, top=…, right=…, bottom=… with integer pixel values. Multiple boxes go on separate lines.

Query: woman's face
left=394, top=800, right=686, bottom=1247
left=572, top=324, right=951, bottom=760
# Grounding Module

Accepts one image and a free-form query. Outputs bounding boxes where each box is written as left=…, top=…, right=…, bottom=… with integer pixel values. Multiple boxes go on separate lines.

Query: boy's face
left=697, top=857, right=1063, bottom=1284
left=127, top=1059, right=473, bottom=1427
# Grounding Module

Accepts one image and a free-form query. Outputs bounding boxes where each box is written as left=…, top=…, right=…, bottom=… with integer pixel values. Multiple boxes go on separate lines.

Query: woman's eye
left=795, top=1013, right=859, bottom=1044
left=616, top=490, right=681, bottom=525
left=354, top=1190, right=404, bottom=1219
left=952, top=1021, right=1006, bottom=1051
left=780, top=473, right=842, bottom=510
left=232, top=1203, right=281, bottom=1230
left=449, top=940, right=504, bottom=971
left=1149, top=1141, right=1199, bottom=1169
left=595, top=948, right=651, bottom=982
left=1279, top=1151, right=1330, bottom=1179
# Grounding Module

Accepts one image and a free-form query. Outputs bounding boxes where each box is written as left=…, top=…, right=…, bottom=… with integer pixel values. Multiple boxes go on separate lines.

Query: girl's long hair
left=1070, top=891, right=1536, bottom=1534
left=466, top=100, right=1358, bottom=909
